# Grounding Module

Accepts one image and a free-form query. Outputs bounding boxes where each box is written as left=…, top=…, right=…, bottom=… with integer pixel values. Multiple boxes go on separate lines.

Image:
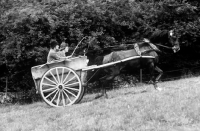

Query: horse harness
left=134, top=41, right=160, bottom=56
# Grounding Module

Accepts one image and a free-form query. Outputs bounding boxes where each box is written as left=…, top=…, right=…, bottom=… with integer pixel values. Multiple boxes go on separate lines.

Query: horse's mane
left=149, top=30, right=169, bottom=44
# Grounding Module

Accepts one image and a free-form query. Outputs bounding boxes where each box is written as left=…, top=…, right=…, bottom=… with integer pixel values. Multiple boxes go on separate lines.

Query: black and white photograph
left=0, top=0, right=200, bottom=130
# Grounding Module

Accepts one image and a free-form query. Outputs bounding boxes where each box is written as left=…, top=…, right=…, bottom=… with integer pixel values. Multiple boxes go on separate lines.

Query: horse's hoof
left=155, top=87, right=162, bottom=91
left=94, top=93, right=104, bottom=99
left=103, top=94, right=108, bottom=99
left=94, top=93, right=108, bottom=99
left=148, top=80, right=154, bottom=84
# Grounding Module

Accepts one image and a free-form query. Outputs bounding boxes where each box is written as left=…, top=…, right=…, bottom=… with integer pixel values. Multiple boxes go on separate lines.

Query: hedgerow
left=0, top=0, right=199, bottom=91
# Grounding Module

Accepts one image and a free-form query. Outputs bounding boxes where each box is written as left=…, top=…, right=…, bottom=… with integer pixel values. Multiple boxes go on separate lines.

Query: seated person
left=47, top=40, right=60, bottom=63
left=57, top=41, right=72, bottom=58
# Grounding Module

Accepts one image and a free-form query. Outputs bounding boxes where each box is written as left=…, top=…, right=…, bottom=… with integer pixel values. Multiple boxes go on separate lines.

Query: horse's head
left=149, top=29, right=180, bottom=53
left=168, top=29, right=180, bottom=53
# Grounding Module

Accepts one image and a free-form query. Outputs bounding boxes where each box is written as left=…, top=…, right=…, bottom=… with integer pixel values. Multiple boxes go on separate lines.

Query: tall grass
left=1, top=77, right=200, bottom=131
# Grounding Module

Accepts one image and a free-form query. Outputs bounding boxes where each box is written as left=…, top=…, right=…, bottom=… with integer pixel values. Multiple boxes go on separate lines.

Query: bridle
left=148, top=30, right=180, bottom=53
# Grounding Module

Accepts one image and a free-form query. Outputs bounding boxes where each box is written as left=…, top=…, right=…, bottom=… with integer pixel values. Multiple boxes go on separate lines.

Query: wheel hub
left=58, top=85, right=63, bottom=90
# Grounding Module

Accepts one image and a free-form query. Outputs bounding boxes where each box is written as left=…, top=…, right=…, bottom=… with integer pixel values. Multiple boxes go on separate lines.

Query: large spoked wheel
left=40, top=66, right=84, bottom=107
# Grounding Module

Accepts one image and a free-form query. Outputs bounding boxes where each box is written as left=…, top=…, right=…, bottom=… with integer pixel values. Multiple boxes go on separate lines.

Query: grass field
left=1, top=77, right=200, bottom=131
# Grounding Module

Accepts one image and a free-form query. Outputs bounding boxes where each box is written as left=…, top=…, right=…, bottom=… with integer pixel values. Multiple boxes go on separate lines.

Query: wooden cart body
left=31, top=56, right=88, bottom=93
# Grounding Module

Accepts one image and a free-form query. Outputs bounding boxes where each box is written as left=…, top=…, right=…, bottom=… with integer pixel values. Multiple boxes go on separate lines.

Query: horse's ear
left=169, top=30, right=174, bottom=37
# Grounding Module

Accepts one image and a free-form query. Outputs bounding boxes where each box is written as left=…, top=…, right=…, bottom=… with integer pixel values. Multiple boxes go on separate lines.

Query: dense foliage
left=0, top=0, right=200, bottom=91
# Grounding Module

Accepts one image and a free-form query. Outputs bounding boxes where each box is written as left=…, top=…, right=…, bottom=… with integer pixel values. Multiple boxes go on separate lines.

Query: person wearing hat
left=57, top=41, right=72, bottom=58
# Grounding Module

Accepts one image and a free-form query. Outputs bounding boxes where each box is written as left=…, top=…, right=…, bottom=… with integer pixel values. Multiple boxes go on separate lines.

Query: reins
left=154, top=43, right=173, bottom=49
left=71, top=37, right=176, bottom=55
left=106, top=43, right=173, bottom=50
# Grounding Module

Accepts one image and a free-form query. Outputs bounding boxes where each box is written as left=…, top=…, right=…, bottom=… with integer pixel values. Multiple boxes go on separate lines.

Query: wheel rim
left=40, top=67, right=82, bottom=107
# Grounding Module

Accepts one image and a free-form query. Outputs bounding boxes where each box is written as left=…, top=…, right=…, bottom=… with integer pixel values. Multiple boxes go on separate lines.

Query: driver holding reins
left=57, top=41, right=72, bottom=58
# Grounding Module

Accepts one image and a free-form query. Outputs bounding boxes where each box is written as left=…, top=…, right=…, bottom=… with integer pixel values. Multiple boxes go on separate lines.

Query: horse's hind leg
left=95, top=81, right=108, bottom=99
left=94, top=73, right=114, bottom=99
left=95, top=66, right=120, bottom=99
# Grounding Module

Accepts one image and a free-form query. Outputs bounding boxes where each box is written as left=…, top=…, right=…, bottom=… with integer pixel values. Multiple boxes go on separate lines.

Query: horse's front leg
left=155, top=66, right=163, bottom=82
left=154, top=66, right=163, bottom=91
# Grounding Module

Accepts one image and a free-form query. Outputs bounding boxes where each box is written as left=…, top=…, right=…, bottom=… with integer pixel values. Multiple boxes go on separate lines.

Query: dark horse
left=85, top=29, right=180, bottom=98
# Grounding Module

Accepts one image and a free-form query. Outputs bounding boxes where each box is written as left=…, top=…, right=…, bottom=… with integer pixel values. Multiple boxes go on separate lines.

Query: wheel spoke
left=63, top=90, right=72, bottom=103
left=61, top=91, right=65, bottom=106
left=42, top=86, right=57, bottom=92
left=44, top=76, right=57, bottom=85
left=64, top=76, right=76, bottom=85
left=64, top=82, right=79, bottom=88
left=64, top=86, right=80, bottom=92
left=42, top=83, right=56, bottom=87
left=45, top=89, right=58, bottom=99
left=50, top=71, right=59, bottom=84
left=63, top=71, right=71, bottom=84
left=56, top=68, right=60, bottom=84
left=50, top=90, right=59, bottom=103
left=64, top=88, right=76, bottom=98
left=61, top=68, right=64, bottom=83
left=56, top=91, right=61, bottom=106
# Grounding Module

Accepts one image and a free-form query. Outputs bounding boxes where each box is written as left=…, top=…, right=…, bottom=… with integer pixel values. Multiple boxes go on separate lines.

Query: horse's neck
left=149, top=30, right=169, bottom=45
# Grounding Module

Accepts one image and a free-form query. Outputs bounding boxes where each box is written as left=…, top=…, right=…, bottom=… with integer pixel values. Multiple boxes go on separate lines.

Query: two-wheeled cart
left=31, top=55, right=154, bottom=107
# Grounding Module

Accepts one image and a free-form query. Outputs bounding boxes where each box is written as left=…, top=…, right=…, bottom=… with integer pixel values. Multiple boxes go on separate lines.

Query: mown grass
left=1, top=77, right=200, bottom=131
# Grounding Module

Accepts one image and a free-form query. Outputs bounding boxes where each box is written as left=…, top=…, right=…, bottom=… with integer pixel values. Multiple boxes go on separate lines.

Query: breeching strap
left=85, top=69, right=100, bottom=83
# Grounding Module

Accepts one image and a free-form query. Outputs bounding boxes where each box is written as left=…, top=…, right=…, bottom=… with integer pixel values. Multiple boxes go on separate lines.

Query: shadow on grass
left=80, top=86, right=149, bottom=105
left=124, top=90, right=148, bottom=96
